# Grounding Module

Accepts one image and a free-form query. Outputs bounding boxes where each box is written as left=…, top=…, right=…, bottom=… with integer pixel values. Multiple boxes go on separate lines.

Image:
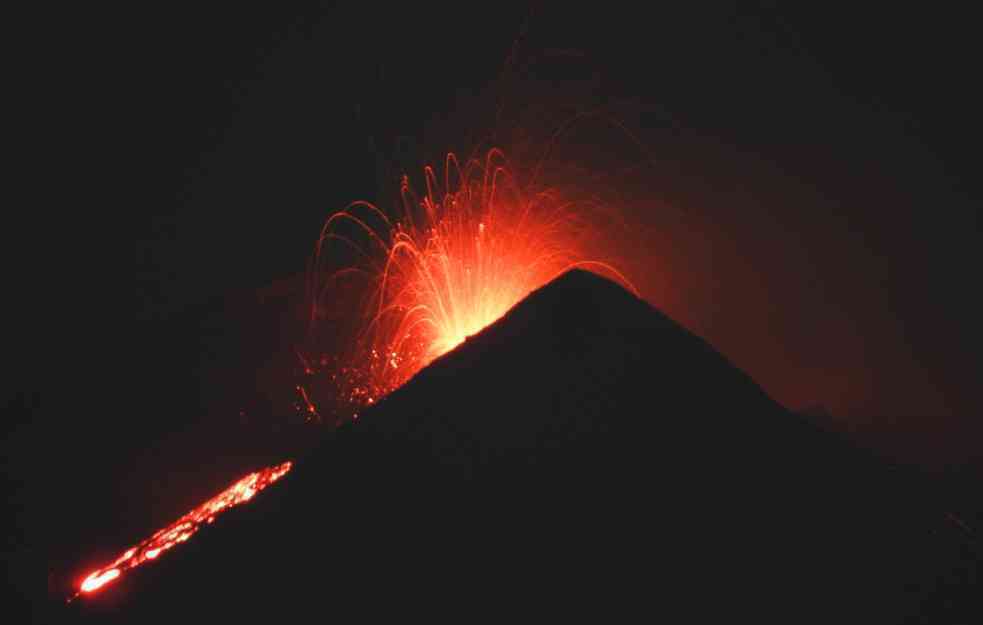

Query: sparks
left=305, top=149, right=636, bottom=418
left=296, top=384, right=319, bottom=420
left=74, top=461, right=292, bottom=598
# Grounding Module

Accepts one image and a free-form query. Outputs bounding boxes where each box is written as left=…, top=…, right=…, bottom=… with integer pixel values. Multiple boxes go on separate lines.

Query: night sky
left=131, top=3, right=978, bottom=444
left=11, top=1, right=982, bottom=611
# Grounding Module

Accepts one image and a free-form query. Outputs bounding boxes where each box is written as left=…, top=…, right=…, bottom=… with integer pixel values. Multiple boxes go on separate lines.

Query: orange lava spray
left=304, top=148, right=637, bottom=417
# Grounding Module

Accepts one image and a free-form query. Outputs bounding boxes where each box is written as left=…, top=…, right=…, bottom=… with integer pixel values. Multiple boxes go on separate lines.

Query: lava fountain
left=303, top=148, right=637, bottom=417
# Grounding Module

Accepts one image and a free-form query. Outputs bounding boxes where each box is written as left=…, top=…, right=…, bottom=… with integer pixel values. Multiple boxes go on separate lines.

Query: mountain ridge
left=62, top=269, right=980, bottom=623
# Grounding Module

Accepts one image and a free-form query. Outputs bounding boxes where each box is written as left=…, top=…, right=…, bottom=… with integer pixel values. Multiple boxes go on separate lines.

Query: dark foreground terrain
left=58, top=270, right=979, bottom=623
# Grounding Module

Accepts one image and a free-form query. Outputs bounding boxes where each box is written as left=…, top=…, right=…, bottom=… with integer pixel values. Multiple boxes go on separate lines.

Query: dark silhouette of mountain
left=799, top=403, right=834, bottom=421
left=60, top=270, right=979, bottom=623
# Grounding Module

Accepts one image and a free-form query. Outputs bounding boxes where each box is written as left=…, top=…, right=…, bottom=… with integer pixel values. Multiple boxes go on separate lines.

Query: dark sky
left=133, top=3, right=980, bottom=444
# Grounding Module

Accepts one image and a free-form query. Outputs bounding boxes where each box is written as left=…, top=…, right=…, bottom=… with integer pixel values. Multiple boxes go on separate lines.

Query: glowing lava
left=74, top=461, right=291, bottom=599
left=79, top=568, right=120, bottom=593
left=305, top=149, right=636, bottom=415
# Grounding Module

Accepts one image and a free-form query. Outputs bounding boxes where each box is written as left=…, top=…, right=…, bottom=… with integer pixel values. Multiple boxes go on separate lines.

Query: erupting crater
left=302, top=149, right=636, bottom=417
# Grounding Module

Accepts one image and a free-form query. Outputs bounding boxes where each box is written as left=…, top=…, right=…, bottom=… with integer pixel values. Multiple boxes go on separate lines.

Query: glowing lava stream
left=74, top=461, right=292, bottom=598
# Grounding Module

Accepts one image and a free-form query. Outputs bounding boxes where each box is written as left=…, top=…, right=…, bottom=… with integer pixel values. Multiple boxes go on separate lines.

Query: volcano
left=63, top=270, right=978, bottom=623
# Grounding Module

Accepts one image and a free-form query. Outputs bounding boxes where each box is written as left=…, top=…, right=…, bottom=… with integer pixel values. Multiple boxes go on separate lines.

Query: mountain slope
left=63, top=270, right=979, bottom=623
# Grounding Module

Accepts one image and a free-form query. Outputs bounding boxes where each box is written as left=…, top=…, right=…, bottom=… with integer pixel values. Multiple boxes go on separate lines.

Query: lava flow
left=303, top=149, right=636, bottom=418
left=73, top=461, right=292, bottom=599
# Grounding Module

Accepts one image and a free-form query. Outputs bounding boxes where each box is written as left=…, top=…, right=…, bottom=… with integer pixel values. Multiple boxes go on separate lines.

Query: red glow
left=74, top=461, right=291, bottom=598
left=305, top=149, right=636, bottom=417
left=80, top=568, right=120, bottom=593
